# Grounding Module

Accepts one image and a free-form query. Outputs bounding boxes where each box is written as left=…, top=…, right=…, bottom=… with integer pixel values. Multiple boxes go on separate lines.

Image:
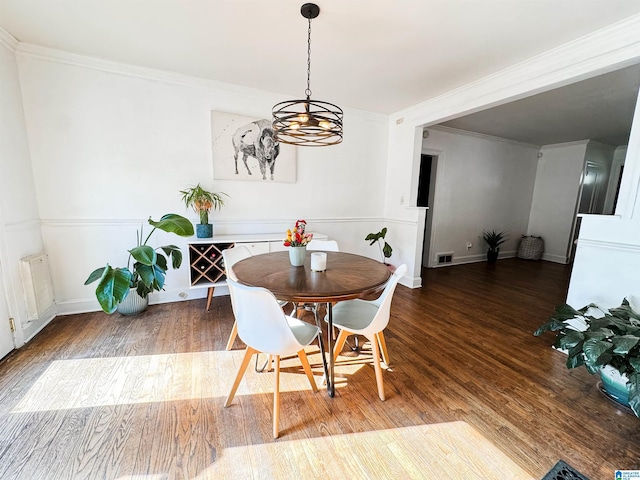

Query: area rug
left=542, top=460, right=590, bottom=480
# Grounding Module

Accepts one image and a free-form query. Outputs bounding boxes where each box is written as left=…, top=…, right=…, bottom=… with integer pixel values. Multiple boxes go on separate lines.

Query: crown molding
left=13, top=42, right=385, bottom=121
left=15, top=42, right=271, bottom=96
left=397, top=14, right=640, bottom=126
left=428, top=125, right=541, bottom=149
left=0, top=26, right=18, bottom=51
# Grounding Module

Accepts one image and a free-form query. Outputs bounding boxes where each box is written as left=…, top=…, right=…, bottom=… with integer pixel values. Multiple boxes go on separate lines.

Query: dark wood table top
left=232, top=251, right=391, bottom=303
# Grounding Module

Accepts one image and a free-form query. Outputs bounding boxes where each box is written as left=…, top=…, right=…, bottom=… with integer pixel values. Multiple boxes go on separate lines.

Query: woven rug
left=542, top=460, right=590, bottom=480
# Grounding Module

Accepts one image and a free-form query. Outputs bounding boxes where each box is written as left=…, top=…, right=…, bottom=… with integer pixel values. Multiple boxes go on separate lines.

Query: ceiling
left=438, top=63, right=640, bottom=146
left=1, top=1, right=640, bottom=117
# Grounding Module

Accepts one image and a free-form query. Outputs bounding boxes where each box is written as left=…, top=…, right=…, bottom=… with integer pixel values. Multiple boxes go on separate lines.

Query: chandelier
left=272, top=3, right=343, bottom=147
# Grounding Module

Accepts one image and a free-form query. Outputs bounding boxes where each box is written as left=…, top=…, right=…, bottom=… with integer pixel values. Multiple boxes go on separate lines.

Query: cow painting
left=232, top=119, right=280, bottom=181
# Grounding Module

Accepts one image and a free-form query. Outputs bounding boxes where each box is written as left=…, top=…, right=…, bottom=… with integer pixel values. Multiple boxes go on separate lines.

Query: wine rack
left=188, top=242, right=234, bottom=286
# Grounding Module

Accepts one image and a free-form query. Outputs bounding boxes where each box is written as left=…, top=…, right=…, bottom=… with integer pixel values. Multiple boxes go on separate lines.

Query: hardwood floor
left=0, top=258, right=638, bottom=479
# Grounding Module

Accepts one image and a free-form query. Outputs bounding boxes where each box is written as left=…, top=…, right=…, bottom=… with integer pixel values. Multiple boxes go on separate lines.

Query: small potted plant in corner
left=534, top=298, right=640, bottom=417
left=482, top=229, right=507, bottom=263
left=366, top=227, right=394, bottom=271
left=180, top=184, right=228, bottom=238
left=85, top=214, right=194, bottom=315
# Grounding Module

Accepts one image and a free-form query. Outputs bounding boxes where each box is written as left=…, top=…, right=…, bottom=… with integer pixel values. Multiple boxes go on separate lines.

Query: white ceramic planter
left=117, top=289, right=149, bottom=316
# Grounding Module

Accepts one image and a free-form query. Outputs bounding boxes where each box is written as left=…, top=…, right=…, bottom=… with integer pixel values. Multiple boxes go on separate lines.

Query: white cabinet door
left=269, top=241, right=288, bottom=252
left=237, top=242, right=270, bottom=255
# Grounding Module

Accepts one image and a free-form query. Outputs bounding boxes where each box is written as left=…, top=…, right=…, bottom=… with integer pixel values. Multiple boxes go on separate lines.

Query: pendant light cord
left=306, top=16, right=312, bottom=98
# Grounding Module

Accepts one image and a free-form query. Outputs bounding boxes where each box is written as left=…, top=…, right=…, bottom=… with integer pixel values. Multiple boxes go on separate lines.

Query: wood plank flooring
left=0, top=258, right=638, bottom=479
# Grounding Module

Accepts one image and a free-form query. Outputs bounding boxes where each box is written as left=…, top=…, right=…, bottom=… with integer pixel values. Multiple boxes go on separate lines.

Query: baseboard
left=542, top=253, right=568, bottom=264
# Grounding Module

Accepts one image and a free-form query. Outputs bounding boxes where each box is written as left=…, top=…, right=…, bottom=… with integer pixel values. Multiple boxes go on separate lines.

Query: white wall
left=15, top=48, right=390, bottom=314
left=527, top=142, right=587, bottom=263
left=421, top=127, right=539, bottom=265
left=0, top=33, right=48, bottom=345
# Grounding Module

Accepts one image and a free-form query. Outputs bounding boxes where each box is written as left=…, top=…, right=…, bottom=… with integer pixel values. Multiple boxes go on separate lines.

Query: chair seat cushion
left=286, top=316, right=320, bottom=347
left=329, top=300, right=379, bottom=333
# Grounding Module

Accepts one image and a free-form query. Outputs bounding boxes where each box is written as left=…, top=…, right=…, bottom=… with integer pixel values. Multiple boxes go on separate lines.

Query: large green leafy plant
left=534, top=298, right=640, bottom=416
left=85, top=214, right=194, bottom=314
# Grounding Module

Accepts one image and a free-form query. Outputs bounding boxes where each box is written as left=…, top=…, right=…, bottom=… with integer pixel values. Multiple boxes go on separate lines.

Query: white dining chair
left=222, top=245, right=253, bottom=350
left=329, top=263, right=407, bottom=401
left=224, top=278, right=321, bottom=438
left=223, top=245, right=290, bottom=351
left=307, top=239, right=340, bottom=252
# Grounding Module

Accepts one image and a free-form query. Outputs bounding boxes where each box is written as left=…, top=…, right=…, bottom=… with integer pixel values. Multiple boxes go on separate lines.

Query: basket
left=517, top=235, right=544, bottom=260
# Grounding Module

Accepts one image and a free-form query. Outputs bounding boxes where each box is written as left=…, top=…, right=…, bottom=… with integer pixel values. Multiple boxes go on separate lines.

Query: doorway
left=418, top=153, right=438, bottom=268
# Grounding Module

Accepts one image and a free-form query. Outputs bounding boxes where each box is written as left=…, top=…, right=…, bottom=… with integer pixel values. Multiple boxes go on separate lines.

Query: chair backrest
left=365, top=264, right=407, bottom=334
left=226, top=278, right=308, bottom=356
left=222, top=245, right=252, bottom=281
left=307, top=239, right=340, bottom=252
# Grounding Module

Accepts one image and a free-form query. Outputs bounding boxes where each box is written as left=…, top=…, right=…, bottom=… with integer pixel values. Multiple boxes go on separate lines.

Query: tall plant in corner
left=85, top=214, right=194, bottom=314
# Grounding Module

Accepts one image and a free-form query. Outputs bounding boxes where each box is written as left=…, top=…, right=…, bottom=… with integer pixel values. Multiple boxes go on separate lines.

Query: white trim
left=395, top=14, right=640, bottom=125
left=0, top=26, right=18, bottom=51
left=428, top=125, right=541, bottom=149
left=14, top=43, right=385, bottom=121
left=40, top=216, right=416, bottom=228
left=578, top=238, right=640, bottom=253
left=540, top=140, right=591, bottom=150
left=3, top=219, right=41, bottom=232
left=542, top=253, right=569, bottom=264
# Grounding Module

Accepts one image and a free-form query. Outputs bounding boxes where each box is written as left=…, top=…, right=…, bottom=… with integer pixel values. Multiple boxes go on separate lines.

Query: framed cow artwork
left=211, top=111, right=297, bottom=183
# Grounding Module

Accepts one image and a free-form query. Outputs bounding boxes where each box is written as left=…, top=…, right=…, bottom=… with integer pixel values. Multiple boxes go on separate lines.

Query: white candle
left=310, top=252, right=327, bottom=272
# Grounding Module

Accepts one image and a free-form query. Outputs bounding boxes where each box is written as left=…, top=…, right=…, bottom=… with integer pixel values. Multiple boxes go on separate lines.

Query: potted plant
left=482, top=229, right=507, bottom=263
left=366, top=227, right=393, bottom=267
left=180, top=184, right=228, bottom=238
left=534, top=298, right=640, bottom=417
left=85, top=214, right=194, bottom=315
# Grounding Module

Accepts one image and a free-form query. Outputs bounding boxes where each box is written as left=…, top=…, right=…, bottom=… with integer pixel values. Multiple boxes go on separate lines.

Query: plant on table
left=365, top=227, right=392, bottom=264
left=534, top=298, right=640, bottom=416
left=284, top=219, right=313, bottom=247
left=85, top=214, right=194, bottom=314
left=180, top=184, right=228, bottom=237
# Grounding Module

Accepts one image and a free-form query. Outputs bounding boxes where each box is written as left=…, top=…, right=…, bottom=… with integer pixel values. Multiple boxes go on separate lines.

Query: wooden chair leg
left=266, top=355, right=273, bottom=372
left=377, top=331, right=390, bottom=366
left=273, top=355, right=281, bottom=438
left=369, top=334, right=385, bottom=401
left=225, top=321, right=238, bottom=351
left=206, top=286, right=215, bottom=311
left=297, top=349, right=318, bottom=392
left=224, top=346, right=257, bottom=407
left=333, top=329, right=350, bottom=363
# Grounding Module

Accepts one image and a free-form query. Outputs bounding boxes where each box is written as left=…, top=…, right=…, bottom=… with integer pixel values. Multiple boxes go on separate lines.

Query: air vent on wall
left=437, top=252, right=453, bottom=265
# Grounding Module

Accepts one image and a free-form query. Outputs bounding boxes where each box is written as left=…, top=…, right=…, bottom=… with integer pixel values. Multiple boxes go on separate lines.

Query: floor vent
left=437, top=252, right=453, bottom=265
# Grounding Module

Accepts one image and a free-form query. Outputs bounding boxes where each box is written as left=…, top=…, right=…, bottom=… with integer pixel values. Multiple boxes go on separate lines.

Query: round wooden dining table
left=232, top=251, right=391, bottom=397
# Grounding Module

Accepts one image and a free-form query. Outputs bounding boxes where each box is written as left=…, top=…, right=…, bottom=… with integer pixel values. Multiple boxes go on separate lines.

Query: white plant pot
left=117, top=289, right=149, bottom=316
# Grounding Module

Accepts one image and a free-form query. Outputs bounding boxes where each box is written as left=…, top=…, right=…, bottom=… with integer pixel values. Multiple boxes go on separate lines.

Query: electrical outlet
left=400, top=196, right=404, bottom=205
left=466, top=242, right=472, bottom=250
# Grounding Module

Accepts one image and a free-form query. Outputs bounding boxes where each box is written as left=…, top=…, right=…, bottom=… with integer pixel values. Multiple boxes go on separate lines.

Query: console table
left=188, top=233, right=327, bottom=311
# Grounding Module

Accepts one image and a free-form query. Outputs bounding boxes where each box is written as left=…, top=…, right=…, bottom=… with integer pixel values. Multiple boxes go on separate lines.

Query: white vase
left=289, top=246, right=307, bottom=267
left=116, top=288, right=149, bottom=316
